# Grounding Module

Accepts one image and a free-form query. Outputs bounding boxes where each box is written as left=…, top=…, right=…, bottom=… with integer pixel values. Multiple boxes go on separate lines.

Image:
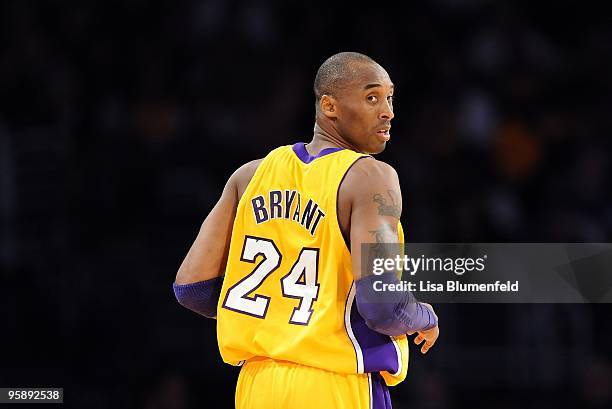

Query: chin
left=367, top=141, right=387, bottom=155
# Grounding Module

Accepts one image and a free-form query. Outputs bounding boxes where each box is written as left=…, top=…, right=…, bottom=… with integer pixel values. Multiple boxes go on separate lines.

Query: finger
left=421, top=340, right=433, bottom=354
left=414, top=335, right=424, bottom=345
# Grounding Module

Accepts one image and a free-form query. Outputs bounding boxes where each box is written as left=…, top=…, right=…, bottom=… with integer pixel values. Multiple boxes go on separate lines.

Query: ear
left=320, top=94, right=338, bottom=119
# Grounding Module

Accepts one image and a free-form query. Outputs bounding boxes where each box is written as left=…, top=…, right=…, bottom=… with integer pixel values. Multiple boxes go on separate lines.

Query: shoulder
left=336, top=156, right=402, bottom=238
left=229, top=159, right=264, bottom=199
left=344, top=157, right=399, bottom=188
left=233, top=158, right=264, bottom=179
left=338, top=156, right=401, bottom=211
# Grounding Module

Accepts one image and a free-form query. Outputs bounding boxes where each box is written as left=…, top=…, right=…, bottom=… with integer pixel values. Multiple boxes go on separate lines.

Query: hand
left=407, top=303, right=439, bottom=354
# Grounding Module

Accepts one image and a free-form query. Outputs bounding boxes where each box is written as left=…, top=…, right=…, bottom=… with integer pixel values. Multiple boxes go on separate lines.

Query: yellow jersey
left=216, top=143, right=409, bottom=386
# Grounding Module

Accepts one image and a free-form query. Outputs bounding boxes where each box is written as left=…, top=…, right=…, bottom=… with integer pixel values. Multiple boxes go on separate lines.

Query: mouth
left=376, top=127, right=391, bottom=141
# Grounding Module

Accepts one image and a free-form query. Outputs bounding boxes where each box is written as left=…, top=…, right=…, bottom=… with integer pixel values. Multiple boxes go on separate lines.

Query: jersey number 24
left=222, top=235, right=320, bottom=325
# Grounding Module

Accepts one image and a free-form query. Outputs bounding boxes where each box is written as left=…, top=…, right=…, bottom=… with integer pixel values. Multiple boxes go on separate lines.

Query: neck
left=307, top=122, right=360, bottom=154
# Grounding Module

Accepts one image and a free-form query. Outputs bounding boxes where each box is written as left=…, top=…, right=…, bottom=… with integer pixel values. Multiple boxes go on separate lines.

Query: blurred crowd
left=1, top=1, right=611, bottom=408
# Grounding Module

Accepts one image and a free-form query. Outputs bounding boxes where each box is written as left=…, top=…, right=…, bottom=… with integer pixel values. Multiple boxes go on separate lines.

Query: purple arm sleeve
left=355, top=272, right=437, bottom=336
left=173, top=276, right=224, bottom=319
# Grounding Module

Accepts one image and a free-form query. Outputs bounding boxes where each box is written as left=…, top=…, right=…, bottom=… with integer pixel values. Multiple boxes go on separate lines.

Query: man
left=174, top=52, right=439, bottom=408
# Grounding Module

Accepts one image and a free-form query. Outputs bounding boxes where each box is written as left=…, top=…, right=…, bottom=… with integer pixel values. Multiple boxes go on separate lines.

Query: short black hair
left=314, top=52, right=377, bottom=111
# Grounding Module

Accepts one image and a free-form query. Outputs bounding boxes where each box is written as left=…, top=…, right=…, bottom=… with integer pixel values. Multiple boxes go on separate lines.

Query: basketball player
left=173, top=52, right=439, bottom=408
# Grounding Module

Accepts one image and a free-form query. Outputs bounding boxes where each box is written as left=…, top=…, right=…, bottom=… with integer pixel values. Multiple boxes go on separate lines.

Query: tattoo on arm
left=366, top=223, right=402, bottom=278
left=360, top=191, right=402, bottom=279
left=369, top=223, right=398, bottom=243
left=373, top=190, right=401, bottom=218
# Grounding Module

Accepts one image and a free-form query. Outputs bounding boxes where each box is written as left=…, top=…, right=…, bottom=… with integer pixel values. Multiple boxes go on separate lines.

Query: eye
left=387, top=95, right=394, bottom=103
left=367, top=95, right=378, bottom=103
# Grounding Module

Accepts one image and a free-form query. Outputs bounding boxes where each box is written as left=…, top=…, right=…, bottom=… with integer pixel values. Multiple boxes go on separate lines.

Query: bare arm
left=175, top=159, right=261, bottom=284
left=343, top=157, right=403, bottom=280
left=342, top=158, right=439, bottom=351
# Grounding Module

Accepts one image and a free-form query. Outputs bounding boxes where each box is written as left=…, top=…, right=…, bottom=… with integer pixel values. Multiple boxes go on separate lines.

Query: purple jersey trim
left=350, top=299, right=401, bottom=375
left=371, top=373, right=393, bottom=409
left=292, top=142, right=343, bottom=164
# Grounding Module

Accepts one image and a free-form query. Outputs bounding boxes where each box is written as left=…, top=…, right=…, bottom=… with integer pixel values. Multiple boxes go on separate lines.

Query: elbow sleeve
left=355, top=273, right=437, bottom=336
left=173, top=276, right=224, bottom=319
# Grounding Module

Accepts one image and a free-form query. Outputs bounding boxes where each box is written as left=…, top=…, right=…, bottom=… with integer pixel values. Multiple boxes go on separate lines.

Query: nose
left=380, top=100, right=394, bottom=120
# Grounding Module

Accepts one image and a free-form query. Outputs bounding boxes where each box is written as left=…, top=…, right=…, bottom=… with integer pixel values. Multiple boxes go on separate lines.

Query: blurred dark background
left=1, top=0, right=611, bottom=408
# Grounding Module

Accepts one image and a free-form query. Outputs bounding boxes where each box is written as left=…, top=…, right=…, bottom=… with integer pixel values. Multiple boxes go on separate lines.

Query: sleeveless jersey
left=216, top=143, right=409, bottom=386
